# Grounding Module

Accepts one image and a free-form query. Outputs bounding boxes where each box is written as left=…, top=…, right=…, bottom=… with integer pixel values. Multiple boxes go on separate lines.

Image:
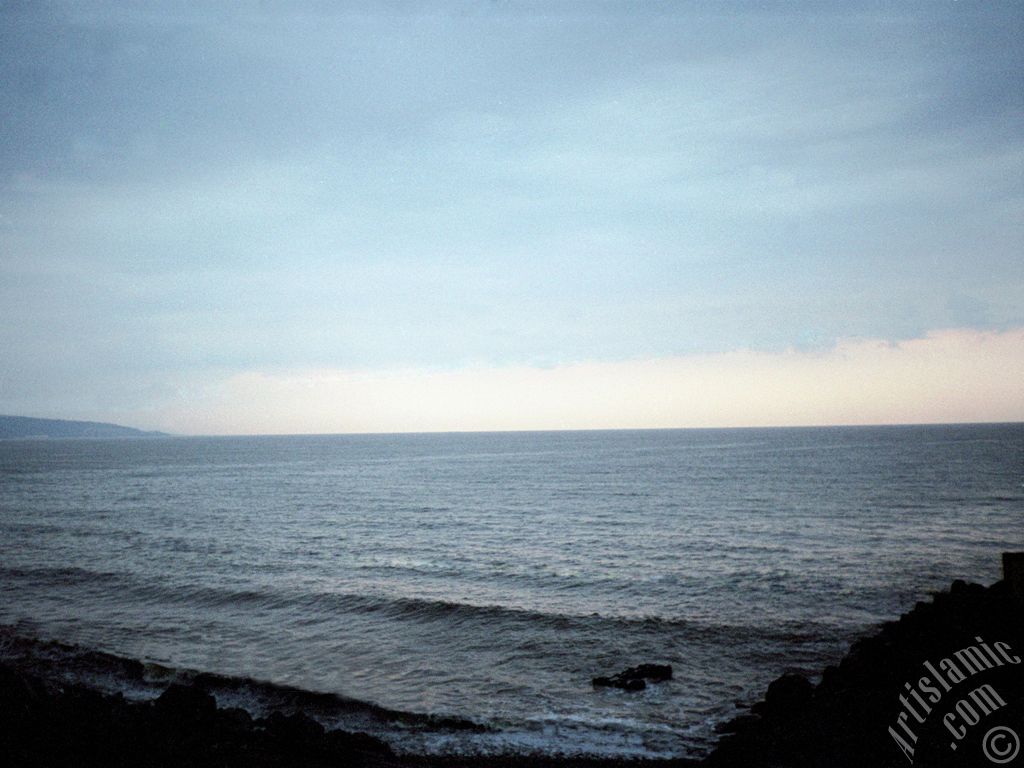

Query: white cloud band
left=150, top=327, right=1024, bottom=435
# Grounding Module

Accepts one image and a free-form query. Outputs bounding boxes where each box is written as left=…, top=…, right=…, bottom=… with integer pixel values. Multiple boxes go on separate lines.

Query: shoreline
left=3, top=570, right=1022, bottom=767
left=0, top=659, right=698, bottom=768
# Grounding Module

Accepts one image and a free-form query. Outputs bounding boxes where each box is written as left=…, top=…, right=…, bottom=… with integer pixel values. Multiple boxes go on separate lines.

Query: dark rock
left=325, top=728, right=394, bottom=756
left=155, top=682, right=218, bottom=721
left=626, top=663, right=673, bottom=681
left=220, top=706, right=253, bottom=730
left=706, top=577, right=1024, bottom=767
left=757, top=672, right=812, bottom=716
left=592, top=662, right=672, bottom=691
left=262, top=710, right=325, bottom=745
left=0, top=660, right=409, bottom=767
left=819, top=664, right=840, bottom=690
left=0, top=663, right=45, bottom=708
left=80, top=650, right=145, bottom=681
left=714, top=713, right=760, bottom=734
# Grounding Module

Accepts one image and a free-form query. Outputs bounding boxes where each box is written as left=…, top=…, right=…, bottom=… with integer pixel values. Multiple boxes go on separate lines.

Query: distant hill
left=0, top=415, right=166, bottom=440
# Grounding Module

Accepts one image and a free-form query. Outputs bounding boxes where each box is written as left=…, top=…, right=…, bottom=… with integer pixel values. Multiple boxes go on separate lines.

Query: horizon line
left=4, top=415, right=1022, bottom=441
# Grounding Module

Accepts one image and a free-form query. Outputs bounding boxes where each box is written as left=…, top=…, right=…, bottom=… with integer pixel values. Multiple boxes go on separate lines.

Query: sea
left=1, top=424, right=1021, bottom=759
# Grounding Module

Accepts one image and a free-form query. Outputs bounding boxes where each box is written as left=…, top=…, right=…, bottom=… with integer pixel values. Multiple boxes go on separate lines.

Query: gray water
left=1, top=425, right=1022, bottom=758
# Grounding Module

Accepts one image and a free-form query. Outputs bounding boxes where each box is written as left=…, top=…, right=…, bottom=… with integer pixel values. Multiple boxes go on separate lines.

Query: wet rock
left=262, top=710, right=325, bottom=744
left=154, top=683, right=217, bottom=722
left=0, top=663, right=45, bottom=707
left=627, top=663, right=673, bottom=681
left=714, top=713, right=760, bottom=734
left=592, top=662, right=672, bottom=691
left=220, top=706, right=253, bottom=731
left=325, top=728, right=394, bottom=756
left=0, top=661, right=405, bottom=767
left=706, top=577, right=1024, bottom=768
left=80, top=650, right=145, bottom=681
left=752, top=672, right=812, bottom=717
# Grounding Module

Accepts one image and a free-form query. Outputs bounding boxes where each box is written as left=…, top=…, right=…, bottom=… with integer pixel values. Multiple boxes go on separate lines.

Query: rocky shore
left=708, top=576, right=1024, bottom=767
left=0, top=660, right=697, bottom=768
left=3, top=572, right=1022, bottom=767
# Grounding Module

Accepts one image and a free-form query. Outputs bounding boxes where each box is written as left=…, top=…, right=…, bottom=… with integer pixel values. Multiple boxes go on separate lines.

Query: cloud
left=1, top=3, right=1021, bottom=421
left=138, top=327, right=1024, bottom=435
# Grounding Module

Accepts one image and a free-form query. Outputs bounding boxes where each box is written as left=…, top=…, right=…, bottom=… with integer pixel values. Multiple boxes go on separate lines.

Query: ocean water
left=1, top=425, right=1021, bottom=758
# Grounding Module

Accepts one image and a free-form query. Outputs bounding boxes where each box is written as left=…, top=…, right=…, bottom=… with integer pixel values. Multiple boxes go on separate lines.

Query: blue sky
left=1, top=1, right=1022, bottom=432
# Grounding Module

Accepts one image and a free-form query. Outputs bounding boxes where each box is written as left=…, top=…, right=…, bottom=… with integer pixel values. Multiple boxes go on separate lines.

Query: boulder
left=627, top=663, right=673, bottom=681
left=154, top=683, right=217, bottom=723
left=592, top=662, right=673, bottom=691
left=752, top=672, right=812, bottom=717
left=262, top=710, right=325, bottom=747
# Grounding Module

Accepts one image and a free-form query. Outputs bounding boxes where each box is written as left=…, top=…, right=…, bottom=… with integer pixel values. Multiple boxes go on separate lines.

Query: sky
left=1, top=0, right=1022, bottom=434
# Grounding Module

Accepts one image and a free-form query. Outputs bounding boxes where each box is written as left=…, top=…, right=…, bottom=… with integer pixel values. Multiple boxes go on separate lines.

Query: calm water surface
left=1, top=425, right=1021, bottom=757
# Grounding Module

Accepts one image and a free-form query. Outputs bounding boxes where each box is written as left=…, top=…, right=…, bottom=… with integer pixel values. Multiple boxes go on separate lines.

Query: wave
left=0, top=563, right=851, bottom=648
left=0, top=625, right=483, bottom=734
left=0, top=625, right=698, bottom=757
left=0, top=565, right=128, bottom=589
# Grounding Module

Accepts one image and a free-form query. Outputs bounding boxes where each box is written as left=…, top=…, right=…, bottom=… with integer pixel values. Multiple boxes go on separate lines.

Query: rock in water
left=628, top=663, right=673, bottom=682
left=592, top=663, right=673, bottom=691
left=753, top=672, right=812, bottom=717
left=154, top=683, right=217, bottom=722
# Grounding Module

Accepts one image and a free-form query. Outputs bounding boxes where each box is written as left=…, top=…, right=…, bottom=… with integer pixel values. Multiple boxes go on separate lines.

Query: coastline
left=0, top=659, right=698, bottom=768
left=708, top=573, right=1024, bottom=767
left=3, top=565, right=1022, bottom=767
